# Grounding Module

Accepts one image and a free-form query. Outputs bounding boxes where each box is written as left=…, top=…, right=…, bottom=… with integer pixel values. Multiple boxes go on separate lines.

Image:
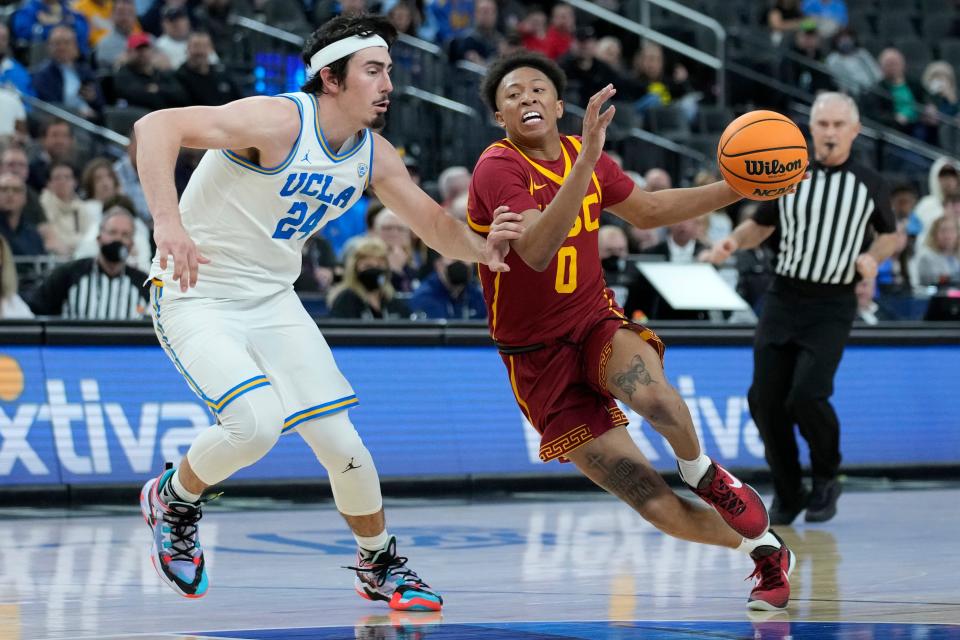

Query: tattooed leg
left=568, top=428, right=740, bottom=548
left=604, top=329, right=700, bottom=460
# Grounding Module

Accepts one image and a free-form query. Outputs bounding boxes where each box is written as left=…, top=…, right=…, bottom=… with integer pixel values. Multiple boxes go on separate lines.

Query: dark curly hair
left=301, top=14, right=398, bottom=95
left=480, top=52, right=567, bottom=114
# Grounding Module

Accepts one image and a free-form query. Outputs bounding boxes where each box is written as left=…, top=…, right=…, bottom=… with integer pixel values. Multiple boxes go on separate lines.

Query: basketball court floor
left=1, top=483, right=958, bottom=639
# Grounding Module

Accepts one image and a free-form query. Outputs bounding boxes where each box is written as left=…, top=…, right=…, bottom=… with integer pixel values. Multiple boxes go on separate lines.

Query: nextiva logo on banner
left=1, top=344, right=959, bottom=486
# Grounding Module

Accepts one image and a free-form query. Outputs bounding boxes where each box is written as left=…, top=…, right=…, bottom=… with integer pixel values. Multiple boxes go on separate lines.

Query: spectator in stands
left=517, top=6, right=548, bottom=54
left=294, top=235, right=338, bottom=295
left=0, top=88, right=27, bottom=142
left=95, top=0, right=142, bottom=69
left=631, top=41, right=693, bottom=112
left=372, top=207, right=420, bottom=293
left=915, top=157, right=959, bottom=246
left=643, top=218, right=708, bottom=264
left=541, top=2, right=575, bottom=60
left=598, top=224, right=638, bottom=310
left=0, top=236, right=34, bottom=318
left=560, top=26, right=632, bottom=107
left=31, top=26, right=104, bottom=120
left=409, top=252, right=485, bottom=319
left=448, top=0, right=502, bottom=65
left=175, top=31, right=241, bottom=106
left=621, top=167, right=671, bottom=252
left=767, top=0, right=805, bottom=46
left=11, top=0, right=90, bottom=56
left=437, top=165, right=470, bottom=210
left=854, top=277, right=895, bottom=324
left=72, top=0, right=115, bottom=49
left=329, top=236, right=411, bottom=320
left=888, top=183, right=921, bottom=289
left=801, top=0, right=847, bottom=38
left=192, top=0, right=249, bottom=66
left=0, top=23, right=34, bottom=97
left=914, top=215, right=960, bottom=286
left=79, top=157, right=118, bottom=218
left=644, top=167, right=671, bottom=192
left=1, top=146, right=46, bottom=229
left=386, top=1, right=421, bottom=37
left=824, top=28, right=880, bottom=97
left=27, top=119, right=80, bottom=192
left=28, top=206, right=149, bottom=318
left=594, top=36, right=625, bottom=74
left=922, top=61, right=960, bottom=123
left=40, top=161, right=96, bottom=257
left=314, top=0, right=367, bottom=29
left=875, top=219, right=911, bottom=292
left=73, top=193, right=152, bottom=271
left=779, top=19, right=834, bottom=96
left=891, top=181, right=922, bottom=238
left=0, top=172, right=45, bottom=258
left=113, top=130, right=149, bottom=225
left=154, top=6, right=193, bottom=68
left=864, top=48, right=937, bottom=144
left=421, top=0, right=474, bottom=44
left=114, top=32, right=189, bottom=109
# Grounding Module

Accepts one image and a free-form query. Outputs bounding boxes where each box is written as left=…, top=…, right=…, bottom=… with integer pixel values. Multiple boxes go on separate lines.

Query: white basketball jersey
left=149, top=92, right=373, bottom=298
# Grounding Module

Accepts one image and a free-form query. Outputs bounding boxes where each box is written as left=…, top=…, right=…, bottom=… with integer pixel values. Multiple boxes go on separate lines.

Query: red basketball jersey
left=468, top=136, right=635, bottom=345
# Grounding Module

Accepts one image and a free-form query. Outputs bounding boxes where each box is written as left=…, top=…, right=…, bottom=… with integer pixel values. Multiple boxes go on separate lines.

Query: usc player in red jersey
left=469, top=53, right=795, bottom=611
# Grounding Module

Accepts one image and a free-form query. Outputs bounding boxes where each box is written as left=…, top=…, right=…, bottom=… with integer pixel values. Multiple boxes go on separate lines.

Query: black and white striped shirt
left=754, top=158, right=896, bottom=288
left=28, top=257, right=149, bottom=320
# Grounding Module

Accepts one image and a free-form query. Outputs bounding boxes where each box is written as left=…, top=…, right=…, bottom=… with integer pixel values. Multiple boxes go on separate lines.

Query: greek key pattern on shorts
left=598, top=340, right=614, bottom=387
left=608, top=406, right=629, bottom=427
left=539, top=424, right=593, bottom=461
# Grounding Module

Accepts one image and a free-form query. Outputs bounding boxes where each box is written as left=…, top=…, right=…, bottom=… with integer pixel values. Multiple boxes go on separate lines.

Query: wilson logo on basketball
left=744, top=159, right=803, bottom=177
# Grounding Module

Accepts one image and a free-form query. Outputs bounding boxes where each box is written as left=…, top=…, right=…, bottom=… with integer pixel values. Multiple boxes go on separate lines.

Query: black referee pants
left=747, top=282, right=857, bottom=508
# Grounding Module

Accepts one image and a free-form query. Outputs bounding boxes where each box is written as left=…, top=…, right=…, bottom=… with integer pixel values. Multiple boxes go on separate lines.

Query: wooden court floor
left=1, top=484, right=958, bottom=639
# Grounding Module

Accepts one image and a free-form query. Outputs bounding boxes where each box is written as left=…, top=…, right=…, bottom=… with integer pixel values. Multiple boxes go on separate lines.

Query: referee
left=704, top=93, right=897, bottom=525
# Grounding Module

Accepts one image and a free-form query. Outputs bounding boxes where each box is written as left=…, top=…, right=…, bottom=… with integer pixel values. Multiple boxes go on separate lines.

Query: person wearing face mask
left=27, top=207, right=149, bottom=319
left=824, top=28, right=881, bottom=98
left=408, top=252, right=486, bottom=320
left=328, top=236, right=412, bottom=320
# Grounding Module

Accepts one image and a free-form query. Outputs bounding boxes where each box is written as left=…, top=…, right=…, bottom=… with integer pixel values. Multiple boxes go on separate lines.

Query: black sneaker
left=768, top=489, right=810, bottom=526
left=805, top=479, right=841, bottom=523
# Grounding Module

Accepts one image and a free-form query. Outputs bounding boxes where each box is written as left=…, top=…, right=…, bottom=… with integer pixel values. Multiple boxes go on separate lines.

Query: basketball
left=717, top=110, right=808, bottom=201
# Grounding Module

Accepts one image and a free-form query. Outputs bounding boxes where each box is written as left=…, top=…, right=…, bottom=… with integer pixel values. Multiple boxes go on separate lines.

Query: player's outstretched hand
left=154, top=219, right=210, bottom=292
left=579, top=84, right=617, bottom=166
left=698, top=237, right=738, bottom=265
left=482, top=205, right=524, bottom=272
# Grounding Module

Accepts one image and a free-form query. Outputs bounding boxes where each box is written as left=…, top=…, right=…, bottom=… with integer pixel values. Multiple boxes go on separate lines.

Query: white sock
left=161, top=468, right=202, bottom=503
left=355, top=530, right=390, bottom=555
left=677, top=453, right=712, bottom=487
left=737, top=531, right=780, bottom=555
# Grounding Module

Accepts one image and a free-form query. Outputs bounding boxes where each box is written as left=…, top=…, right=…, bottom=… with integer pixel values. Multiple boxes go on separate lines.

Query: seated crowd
left=1, top=0, right=958, bottom=322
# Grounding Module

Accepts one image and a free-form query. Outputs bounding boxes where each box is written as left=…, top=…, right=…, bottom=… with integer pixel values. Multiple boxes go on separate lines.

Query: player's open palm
left=154, top=219, right=210, bottom=291
left=483, top=205, right=524, bottom=272
left=579, top=84, right=617, bottom=166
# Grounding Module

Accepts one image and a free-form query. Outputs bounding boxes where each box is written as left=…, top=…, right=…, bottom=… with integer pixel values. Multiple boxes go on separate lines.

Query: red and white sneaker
left=687, top=460, right=769, bottom=539
left=747, top=532, right=796, bottom=611
left=349, top=536, right=443, bottom=612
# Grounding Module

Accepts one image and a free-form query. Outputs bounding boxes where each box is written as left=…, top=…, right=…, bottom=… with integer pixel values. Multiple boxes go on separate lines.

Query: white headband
left=307, top=34, right=389, bottom=76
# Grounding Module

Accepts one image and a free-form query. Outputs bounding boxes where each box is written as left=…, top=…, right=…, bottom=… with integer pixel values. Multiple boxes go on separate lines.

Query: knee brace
left=186, top=386, right=284, bottom=486
left=296, top=410, right=382, bottom=516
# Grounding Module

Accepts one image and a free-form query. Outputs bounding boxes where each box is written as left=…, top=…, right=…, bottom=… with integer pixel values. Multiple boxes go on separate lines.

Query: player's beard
left=369, top=113, right=387, bottom=131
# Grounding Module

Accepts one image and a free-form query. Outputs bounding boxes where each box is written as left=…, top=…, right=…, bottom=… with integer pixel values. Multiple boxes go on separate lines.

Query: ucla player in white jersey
left=134, top=14, right=522, bottom=609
